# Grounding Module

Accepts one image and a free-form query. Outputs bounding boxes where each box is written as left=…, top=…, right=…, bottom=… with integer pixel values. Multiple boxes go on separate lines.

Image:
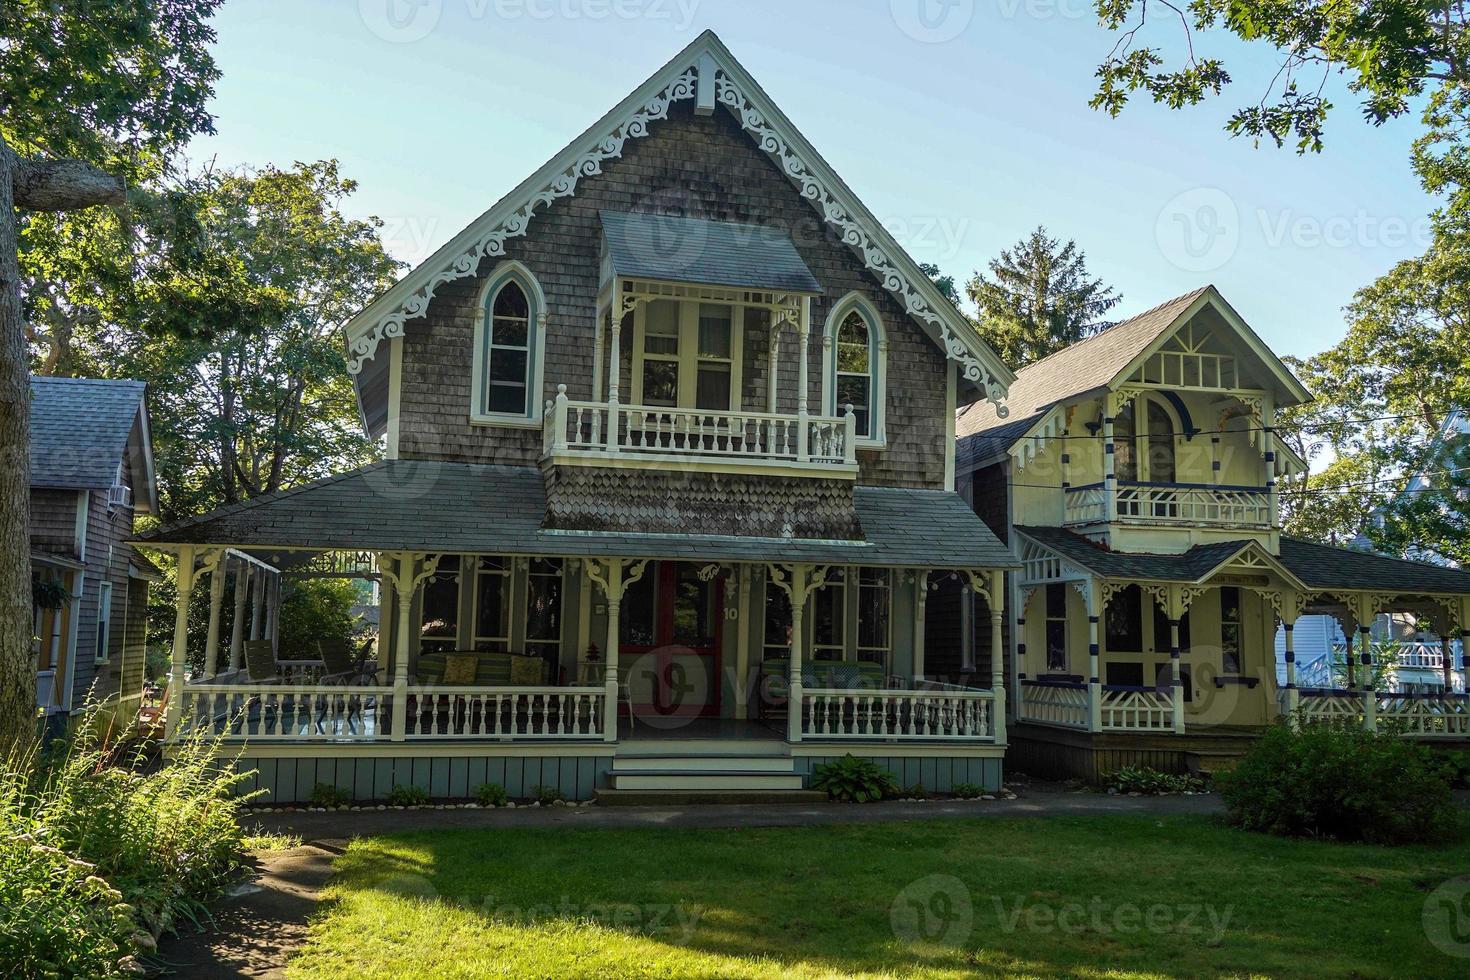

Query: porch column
left=1343, top=628, right=1356, bottom=689
left=1087, top=585, right=1102, bottom=732
left=788, top=566, right=808, bottom=743
left=606, top=284, right=622, bottom=452
left=1102, top=405, right=1117, bottom=524
left=602, top=560, right=623, bottom=743
left=912, top=572, right=928, bottom=680
left=386, top=553, right=420, bottom=742
left=1360, top=623, right=1376, bottom=732
left=164, top=546, right=196, bottom=742
left=1439, top=633, right=1454, bottom=692
left=735, top=565, right=753, bottom=718
left=988, top=570, right=1007, bottom=744
left=1281, top=596, right=1302, bottom=725
left=228, top=560, right=250, bottom=670
left=795, top=300, right=811, bottom=462
left=268, top=574, right=282, bottom=658
left=249, top=569, right=266, bottom=641
left=202, top=554, right=226, bottom=678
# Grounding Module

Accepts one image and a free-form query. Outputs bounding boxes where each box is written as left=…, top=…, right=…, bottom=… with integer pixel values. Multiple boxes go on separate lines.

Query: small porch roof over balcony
left=599, top=211, right=822, bottom=294
left=136, top=460, right=1017, bottom=569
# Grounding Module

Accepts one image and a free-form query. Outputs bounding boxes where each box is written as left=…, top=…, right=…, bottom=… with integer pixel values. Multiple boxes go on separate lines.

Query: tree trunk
left=0, top=139, right=124, bottom=756
left=0, top=138, right=36, bottom=755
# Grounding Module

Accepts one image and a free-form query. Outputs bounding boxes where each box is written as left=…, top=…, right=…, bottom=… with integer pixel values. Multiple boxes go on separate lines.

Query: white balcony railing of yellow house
left=1064, top=482, right=1273, bottom=529
left=542, top=386, right=859, bottom=475
left=1279, top=688, right=1470, bottom=738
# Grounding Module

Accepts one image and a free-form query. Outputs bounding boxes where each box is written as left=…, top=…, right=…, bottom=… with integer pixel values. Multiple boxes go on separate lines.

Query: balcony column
left=164, top=546, right=196, bottom=743
left=606, top=284, right=623, bottom=453
left=228, top=560, right=250, bottom=671
left=796, top=299, right=811, bottom=461
left=1102, top=400, right=1117, bottom=524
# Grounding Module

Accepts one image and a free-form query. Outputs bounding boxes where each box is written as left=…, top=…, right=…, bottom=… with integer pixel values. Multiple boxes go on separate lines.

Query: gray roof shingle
left=140, top=461, right=1017, bottom=569
left=1015, top=525, right=1249, bottom=582
left=956, top=287, right=1211, bottom=462
left=29, top=376, right=146, bottom=489
left=601, top=211, right=822, bottom=294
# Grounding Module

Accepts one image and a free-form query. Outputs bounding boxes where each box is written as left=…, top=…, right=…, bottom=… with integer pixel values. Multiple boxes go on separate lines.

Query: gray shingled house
left=30, top=375, right=161, bottom=735
left=138, top=33, right=1022, bottom=803
left=956, top=285, right=1470, bottom=780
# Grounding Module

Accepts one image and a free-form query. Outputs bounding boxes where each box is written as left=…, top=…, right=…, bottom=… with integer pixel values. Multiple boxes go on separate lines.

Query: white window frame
left=1115, top=394, right=1184, bottom=483
left=631, top=298, right=745, bottom=412
left=471, top=556, right=514, bottom=653
left=805, top=566, right=893, bottom=668
left=821, top=292, right=887, bottom=448
left=470, top=261, right=548, bottom=428
left=94, top=581, right=112, bottom=665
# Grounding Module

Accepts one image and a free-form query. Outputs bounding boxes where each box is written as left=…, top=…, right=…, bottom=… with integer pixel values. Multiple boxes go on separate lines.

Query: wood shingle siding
left=397, top=101, right=948, bottom=489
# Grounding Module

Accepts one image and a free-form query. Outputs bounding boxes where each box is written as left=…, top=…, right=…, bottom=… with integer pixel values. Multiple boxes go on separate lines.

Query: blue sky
left=197, top=0, right=1436, bottom=361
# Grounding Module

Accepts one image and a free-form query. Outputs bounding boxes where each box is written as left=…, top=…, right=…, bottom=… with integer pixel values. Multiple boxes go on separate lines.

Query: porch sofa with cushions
left=412, top=650, right=550, bottom=687
left=757, top=658, right=891, bottom=719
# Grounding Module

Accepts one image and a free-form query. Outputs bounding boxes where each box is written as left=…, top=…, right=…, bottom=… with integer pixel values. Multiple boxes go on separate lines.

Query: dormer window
left=471, top=262, right=546, bottom=426
left=824, top=293, right=887, bottom=446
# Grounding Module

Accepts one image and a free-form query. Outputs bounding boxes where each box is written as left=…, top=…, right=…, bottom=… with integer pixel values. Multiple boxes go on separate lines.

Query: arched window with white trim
left=823, top=294, right=886, bottom=445
left=471, top=263, right=546, bottom=425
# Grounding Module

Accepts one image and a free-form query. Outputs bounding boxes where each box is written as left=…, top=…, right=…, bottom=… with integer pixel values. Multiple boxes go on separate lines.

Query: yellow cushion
left=508, top=655, right=544, bottom=686
left=442, top=654, right=478, bottom=686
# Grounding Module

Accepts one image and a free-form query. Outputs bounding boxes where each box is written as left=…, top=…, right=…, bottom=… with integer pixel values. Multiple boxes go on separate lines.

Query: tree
left=919, top=262, right=962, bottom=307
left=965, top=227, right=1122, bottom=368
left=0, top=1, right=221, bottom=755
left=1091, top=0, right=1469, bottom=152
left=32, top=161, right=403, bottom=521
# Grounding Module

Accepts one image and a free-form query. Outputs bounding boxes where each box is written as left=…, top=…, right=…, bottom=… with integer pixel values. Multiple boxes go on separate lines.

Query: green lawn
left=286, top=815, right=1470, bottom=979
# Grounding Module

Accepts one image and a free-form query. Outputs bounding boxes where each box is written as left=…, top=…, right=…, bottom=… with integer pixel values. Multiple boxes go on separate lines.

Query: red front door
left=620, top=562, right=723, bottom=720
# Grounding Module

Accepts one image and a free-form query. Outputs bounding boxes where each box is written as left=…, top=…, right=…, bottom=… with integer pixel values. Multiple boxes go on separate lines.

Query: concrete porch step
left=609, top=770, right=805, bottom=791
left=594, top=788, right=829, bottom=806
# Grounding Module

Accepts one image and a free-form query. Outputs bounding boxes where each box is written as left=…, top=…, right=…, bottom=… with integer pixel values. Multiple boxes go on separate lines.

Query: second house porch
left=1007, top=526, right=1470, bottom=779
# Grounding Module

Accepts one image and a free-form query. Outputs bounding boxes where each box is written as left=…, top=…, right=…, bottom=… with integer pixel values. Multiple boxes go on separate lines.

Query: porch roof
left=137, top=461, right=1016, bottom=569
left=1016, top=525, right=1470, bottom=595
left=600, top=210, right=822, bottom=294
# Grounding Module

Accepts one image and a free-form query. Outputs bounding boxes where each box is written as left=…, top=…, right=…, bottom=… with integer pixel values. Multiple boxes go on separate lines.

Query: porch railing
left=1063, top=483, right=1272, bottom=529
left=1099, top=685, right=1174, bottom=732
left=799, top=687, right=997, bottom=741
left=173, top=683, right=608, bottom=743
left=405, top=687, right=606, bottom=739
left=176, top=685, right=390, bottom=742
left=543, top=391, right=857, bottom=470
left=1374, top=692, right=1470, bottom=737
left=1016, top=679, right=1089, bottom=729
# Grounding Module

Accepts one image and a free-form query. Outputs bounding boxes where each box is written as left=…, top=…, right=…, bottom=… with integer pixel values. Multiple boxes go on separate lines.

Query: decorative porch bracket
left=585, top=557, right=652, bottom=741
left=374, top=552, right=444, bottom=742
left=767, top=563, right=830, bottom=742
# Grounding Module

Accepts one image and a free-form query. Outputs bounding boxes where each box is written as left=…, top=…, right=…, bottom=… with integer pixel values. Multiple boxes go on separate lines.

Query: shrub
left=309, top=783, right=352, bottom=808
left=1103, top=765, right=1207, bottom=795
left=1, top=710, right=252, bottom=975
left=386, top=785, right=430, bottom=807
left=474, top=783, right=508, bottom=807
left=810, top=755, right=897, bottom=803
left=1216, top=723, right=1458, bottom=844
left=532, top=784, right=565, bottom=805
left=951, top=782, right=984, bottom=799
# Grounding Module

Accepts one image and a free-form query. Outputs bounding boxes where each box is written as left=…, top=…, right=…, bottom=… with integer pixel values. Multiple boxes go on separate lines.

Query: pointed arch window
left=471, top=263, right=546, bottom=425
left=823, top=294, right=887, bottom=445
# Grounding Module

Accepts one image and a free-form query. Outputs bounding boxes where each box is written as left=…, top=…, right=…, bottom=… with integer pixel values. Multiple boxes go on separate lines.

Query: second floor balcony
left=1064, top=481, right=1273, bottom=530
left=541, top=387, right=859, bottom=476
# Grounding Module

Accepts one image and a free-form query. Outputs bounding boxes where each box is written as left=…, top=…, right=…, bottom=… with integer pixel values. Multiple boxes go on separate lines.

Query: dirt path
left=149, top=842, right=342, bottom=979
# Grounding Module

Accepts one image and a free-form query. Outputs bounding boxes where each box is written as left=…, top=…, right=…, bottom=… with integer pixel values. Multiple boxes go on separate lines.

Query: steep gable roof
left=344, top=31, right=1012, bottom=426
left=957, top=284, right=1311, bottom=465
left=29, top=376, right=157, bottom=512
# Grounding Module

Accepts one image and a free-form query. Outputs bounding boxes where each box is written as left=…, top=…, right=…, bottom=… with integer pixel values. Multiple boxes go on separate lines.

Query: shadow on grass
left=289, top=815, right=1470, bottom=979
